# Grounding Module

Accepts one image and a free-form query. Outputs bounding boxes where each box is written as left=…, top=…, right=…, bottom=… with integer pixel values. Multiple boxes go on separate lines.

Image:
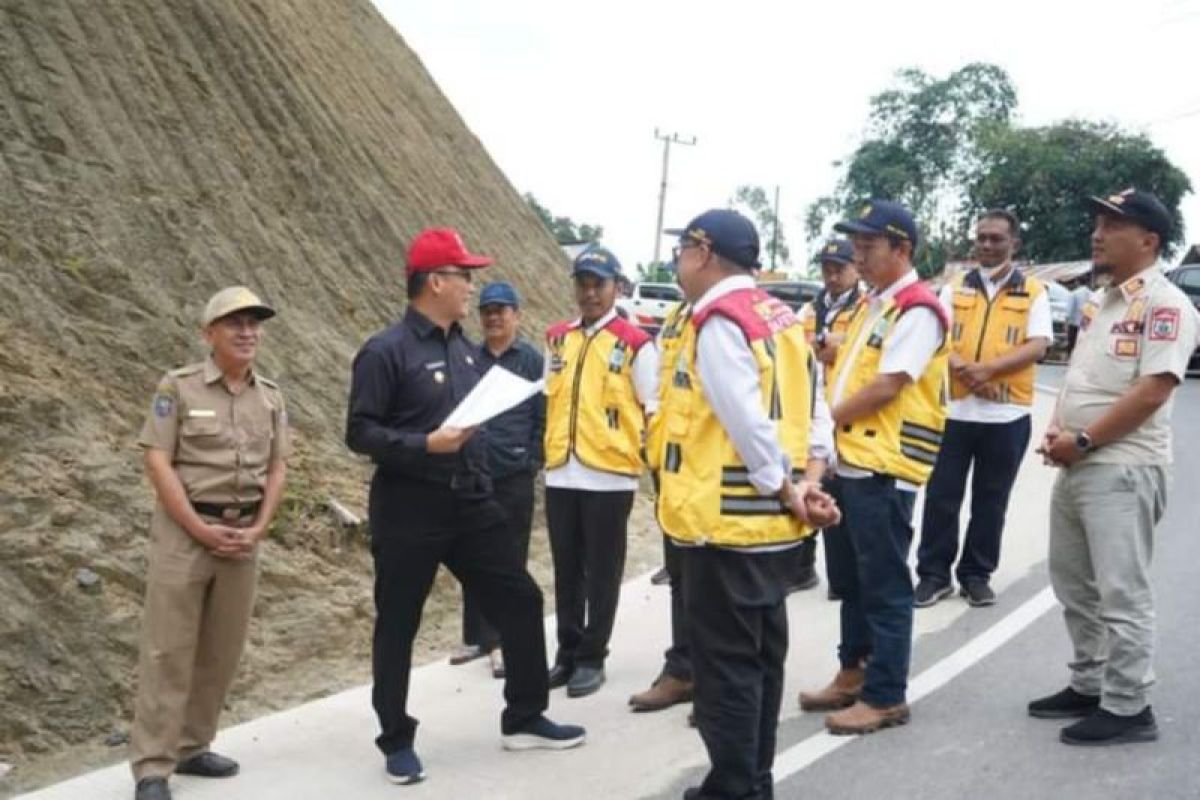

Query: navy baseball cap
left=815, top=238, right=855, bottom=266
left=478, top=281, right=520, bottom=309
left=665, top=209, right=761, bottom=270
left=573, top=246, right=621, bottom=279
left=1085, top=188, right=1173, bottom=241
left=834, top=200, right=920, bottom=250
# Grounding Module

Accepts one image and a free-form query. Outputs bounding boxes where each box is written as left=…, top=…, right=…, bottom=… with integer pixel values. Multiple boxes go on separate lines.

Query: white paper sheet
left=443, top=365, right=545, bottom=429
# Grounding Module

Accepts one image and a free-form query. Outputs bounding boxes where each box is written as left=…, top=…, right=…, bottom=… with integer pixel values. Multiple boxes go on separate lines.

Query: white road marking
left=773, top=586, right=1059, bottom=783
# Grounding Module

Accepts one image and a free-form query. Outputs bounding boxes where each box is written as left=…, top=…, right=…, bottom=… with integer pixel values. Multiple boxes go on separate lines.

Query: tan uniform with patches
left=130, top=357, right=289, bottom=780
left=1050, top=267, right=1198, bottom=715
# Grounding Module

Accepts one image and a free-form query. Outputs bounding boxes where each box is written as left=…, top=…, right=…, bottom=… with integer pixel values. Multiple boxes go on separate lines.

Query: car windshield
left=640, top=284, right=683, bottom=301
left=1175, top=268, right=1200, bottom=296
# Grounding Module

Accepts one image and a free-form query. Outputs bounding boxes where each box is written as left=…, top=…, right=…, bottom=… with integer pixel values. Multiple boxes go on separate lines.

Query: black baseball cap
left=1085, top=188, right=1172, bottom=241
left=815, top=238, right=855, bottom=266
left=665, top=209, right=761, bottom=270
left=834, top=199, right=920, bottom=250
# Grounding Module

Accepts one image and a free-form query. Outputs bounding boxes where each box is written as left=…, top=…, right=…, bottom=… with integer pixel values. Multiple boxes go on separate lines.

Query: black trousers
left=917, top=416, right=1032, bottom=586
left=545, top=487, right=634, bottom=669
left=461, top=473, right=536, bottom=649
left=369, top=476, right=548, bottom=755
left=684, top=546, right=792, bottom=800
left=662, top=535, right=691, bottom=681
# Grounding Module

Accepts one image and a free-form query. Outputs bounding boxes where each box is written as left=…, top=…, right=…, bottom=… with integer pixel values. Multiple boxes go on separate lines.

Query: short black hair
left=406, top=272, right=430, bottom=299
left=979, top=208, right=1020, bottom=236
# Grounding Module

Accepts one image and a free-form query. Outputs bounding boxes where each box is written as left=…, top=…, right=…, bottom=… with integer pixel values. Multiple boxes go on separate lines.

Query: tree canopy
left=524, top=193, right=604, bottom=245
left=808, top=63, right=1192, bottom=274
left=730, top=184, right=790, bottom=269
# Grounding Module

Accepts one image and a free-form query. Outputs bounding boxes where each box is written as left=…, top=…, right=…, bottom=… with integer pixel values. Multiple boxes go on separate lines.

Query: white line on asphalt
left=773, top=585, right=1059, bottom=783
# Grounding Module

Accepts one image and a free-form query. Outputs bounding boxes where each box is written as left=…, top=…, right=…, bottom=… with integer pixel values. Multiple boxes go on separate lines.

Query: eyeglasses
left=671, top=242, right=703, bottom=261
left=433, top=269, right=473, bottom=283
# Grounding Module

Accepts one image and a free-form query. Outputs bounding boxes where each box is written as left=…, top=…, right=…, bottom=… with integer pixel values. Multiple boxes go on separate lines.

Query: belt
left=192, top=501, right=261, bottom=521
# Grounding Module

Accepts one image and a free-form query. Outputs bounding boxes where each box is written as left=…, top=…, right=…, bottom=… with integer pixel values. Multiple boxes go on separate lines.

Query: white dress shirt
left=544, top=308, right=660, bottom=492
left=938, top=267, right=1053, bottom=424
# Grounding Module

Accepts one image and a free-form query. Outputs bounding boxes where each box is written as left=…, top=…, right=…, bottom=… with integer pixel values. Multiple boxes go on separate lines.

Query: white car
left=616, top=282, right=684, bottom=334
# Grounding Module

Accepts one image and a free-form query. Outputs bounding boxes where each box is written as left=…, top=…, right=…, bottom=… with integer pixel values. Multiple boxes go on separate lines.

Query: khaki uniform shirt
left=138, top=357, right=290, bottom=503
left=1058, top=268, right=1199, bottom=466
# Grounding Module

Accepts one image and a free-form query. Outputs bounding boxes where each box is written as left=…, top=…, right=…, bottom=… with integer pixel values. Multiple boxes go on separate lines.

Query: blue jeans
left=917, top=416, right=1031, bottom=586
left=824, top=475, right=916, bottom=706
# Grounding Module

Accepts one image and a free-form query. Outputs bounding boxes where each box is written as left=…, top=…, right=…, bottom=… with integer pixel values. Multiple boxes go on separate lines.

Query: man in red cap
left=347, top=228, right=585, bottom=786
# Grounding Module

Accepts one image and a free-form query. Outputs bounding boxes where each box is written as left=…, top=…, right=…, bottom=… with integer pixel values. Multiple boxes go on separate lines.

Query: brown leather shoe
left=825, top=699, right=910, bottom=735
left=798, top=667, right=864, bottom=712
left=628, top=674, right=693, bottom=712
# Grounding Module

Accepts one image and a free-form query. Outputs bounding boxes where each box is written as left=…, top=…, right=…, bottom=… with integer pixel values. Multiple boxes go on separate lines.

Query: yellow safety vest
left=827, top=281, right=949, bottom=486
left=544, top=315, right=651, bottom=476
left=656, top=288, right=815, bottom=548
left=800, top=287, right=863, bottom=342
left=646, top=301, right=691, bottom=472
left=948, top=269, right=1044, bottom=405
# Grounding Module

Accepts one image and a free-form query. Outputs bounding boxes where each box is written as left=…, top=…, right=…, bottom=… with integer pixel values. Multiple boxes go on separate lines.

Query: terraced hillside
left=0, top=2, right=656, bottom=792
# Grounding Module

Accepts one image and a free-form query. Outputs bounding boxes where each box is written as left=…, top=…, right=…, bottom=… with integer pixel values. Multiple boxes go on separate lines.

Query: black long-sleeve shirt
left=477, top=336, right=545, bottom=479
left=345, top=308, right=489, bottom=486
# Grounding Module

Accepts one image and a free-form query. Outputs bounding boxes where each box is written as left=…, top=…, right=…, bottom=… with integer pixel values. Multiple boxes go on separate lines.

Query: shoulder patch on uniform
left=169, top=363, right=204, bottom=378
left=1148, top=307, right=1180, bottom=341
left=153, top=392, right=175, bottom=418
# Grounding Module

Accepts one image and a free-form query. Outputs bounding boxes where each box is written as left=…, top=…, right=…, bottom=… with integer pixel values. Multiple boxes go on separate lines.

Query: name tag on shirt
left=187, top=409, right=217, bottom=418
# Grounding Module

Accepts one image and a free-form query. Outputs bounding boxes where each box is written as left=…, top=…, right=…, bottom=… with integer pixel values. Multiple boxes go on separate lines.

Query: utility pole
left=652, top=129, right=697, bottom=265
left=769, top=185, right=781, bottom=271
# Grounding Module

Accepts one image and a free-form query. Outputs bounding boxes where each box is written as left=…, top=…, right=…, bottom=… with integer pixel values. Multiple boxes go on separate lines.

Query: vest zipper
left=974, top=289, right=1002, bottom=361
left=567, top=333, right=596, bottom=454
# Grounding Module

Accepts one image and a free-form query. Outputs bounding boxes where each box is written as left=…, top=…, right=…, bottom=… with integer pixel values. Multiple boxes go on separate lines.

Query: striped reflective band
left=719, top=495, right=787, bottom=516
left=900, top=443, right=939, bottom=466
left=665, top=443, right=682, bottom=473
left=721, top=466, right=803, bottom=487
left=900, top=421, right=942, bottom=447
left=605, top=408, right=619, bottom=429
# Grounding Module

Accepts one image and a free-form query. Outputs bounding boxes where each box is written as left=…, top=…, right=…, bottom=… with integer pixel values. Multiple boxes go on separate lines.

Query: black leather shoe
left=175, top=751, right=239, bottom=778
left=959, top=580, right=996, bottom=607
left=1028, top=687, right=1100, bottom=719
left=566, top=665, right=606, bottom=698
left=1061, top=707, right=1158, bottom=746
left=548, top=663, right=574, bottom=689
left=135, top=777, right=172, bottom=800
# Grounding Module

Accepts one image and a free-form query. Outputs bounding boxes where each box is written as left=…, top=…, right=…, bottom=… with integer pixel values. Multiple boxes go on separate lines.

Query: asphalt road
left=749, top=366, right=1200, bottom=800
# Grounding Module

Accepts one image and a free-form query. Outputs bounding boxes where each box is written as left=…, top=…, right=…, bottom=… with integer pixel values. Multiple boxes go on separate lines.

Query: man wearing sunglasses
left=347, top=228, right=585, bottom=786
left=543, top=246, right=659, bottom=698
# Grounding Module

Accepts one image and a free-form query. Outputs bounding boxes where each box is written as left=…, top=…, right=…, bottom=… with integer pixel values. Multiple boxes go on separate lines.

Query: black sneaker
left=502, top=715, right=586, bottom=751
left=567, top=665, right=606, bottom=698
left=1028, top=687, right=1100, bottom=719
left=959, top=580, right=996, bottom=607
left=384, top=747, right=425, bottom=784
left=913, top=580, right=954, bottom=608
left=1061, top=707, right=1158, bottom=746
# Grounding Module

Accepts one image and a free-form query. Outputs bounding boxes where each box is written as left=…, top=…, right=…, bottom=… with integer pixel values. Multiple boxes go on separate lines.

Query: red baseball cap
left=406, top=228, right=493, bottom=276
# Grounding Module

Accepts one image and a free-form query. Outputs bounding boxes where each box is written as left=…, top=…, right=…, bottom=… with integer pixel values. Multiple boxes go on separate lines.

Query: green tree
left=731, top=185, right=789, bottom=269
left=808, top=63, right=1192, bottom=273
left=966, top=121, right=1192, bottom=261
left=807, top=63, right=1018, bottom=275
left=524, top=192, right=604, bottom=244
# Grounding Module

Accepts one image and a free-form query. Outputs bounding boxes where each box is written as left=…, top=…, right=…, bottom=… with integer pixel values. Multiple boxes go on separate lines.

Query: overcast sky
left=374, top=0, right=1200, bottom=273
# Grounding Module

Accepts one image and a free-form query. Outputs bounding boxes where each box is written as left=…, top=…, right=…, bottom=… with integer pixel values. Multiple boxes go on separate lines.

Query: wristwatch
left=1074, top=430, right=1095, bottom=453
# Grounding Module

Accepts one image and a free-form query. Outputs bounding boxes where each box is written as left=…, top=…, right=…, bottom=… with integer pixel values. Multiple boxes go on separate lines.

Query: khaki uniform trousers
left=1049, top=462, right=1168, bottom=716
left=130, top=505, right=258, bottom=780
